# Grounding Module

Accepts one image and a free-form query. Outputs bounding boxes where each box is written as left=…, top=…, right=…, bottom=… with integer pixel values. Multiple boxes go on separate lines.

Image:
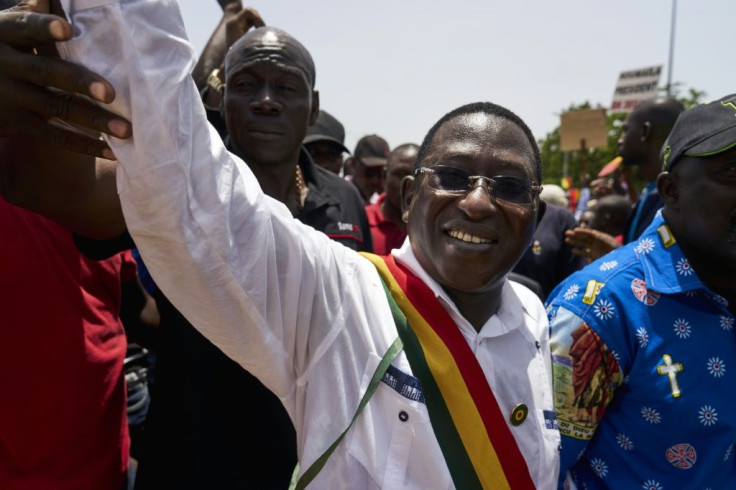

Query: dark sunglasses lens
left=433, top=167, right=470, bottom=191
left=494, top=177, right=531, bottom=203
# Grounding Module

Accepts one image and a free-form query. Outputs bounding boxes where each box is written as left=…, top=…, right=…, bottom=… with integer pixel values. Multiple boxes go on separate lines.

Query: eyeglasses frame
left=414, top=165, right=543, bottom=205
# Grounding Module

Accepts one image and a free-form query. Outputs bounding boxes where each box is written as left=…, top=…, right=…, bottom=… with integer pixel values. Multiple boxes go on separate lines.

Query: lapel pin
left=510, top=403, right=528, bottom=426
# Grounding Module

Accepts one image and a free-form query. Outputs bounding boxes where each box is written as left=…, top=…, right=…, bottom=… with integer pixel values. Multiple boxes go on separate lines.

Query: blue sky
left=178, top=0, right=735, bottom=155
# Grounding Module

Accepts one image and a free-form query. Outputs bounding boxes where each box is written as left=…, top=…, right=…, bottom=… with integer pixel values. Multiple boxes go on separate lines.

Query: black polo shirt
left=296, top=148, right=372, bottom=252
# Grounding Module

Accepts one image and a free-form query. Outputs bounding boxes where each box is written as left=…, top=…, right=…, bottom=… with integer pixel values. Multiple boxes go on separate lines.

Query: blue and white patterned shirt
left=548, top=212, right=736, bottom=489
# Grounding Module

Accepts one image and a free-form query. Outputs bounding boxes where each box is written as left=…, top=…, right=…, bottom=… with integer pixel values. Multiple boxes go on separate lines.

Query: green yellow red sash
left=361, top=252, right=535, bottom=490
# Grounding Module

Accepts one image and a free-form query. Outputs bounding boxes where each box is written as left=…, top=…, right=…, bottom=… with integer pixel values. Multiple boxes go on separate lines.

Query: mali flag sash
left=361, top=252, right=535, bottom=490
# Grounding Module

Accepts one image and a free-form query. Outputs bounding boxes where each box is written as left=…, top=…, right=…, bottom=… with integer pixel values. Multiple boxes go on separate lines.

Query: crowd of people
left=1, top=1, right=734, bottom=489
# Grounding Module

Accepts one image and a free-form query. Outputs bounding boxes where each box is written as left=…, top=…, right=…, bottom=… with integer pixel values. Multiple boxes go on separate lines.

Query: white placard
left=610, top=65, right=663, bottom=113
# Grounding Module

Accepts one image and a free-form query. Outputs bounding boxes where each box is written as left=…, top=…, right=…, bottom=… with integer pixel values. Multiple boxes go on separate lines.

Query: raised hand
left=565, top=227, right=621, bottom=261
left=193, top=4, right=264, bottom=107
left=224, top=6, right=265, bottom=49
left=217, top=0, right=242, bottom=11
left=0, top=0, right=131, bottom=158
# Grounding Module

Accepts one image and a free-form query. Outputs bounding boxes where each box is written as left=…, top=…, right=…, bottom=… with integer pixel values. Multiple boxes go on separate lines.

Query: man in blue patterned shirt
left=548, top=93, right=736, bottom=489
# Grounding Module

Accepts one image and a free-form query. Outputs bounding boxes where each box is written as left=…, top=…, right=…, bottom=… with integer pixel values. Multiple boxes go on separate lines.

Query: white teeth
left=448, top=229, right=491, bottom=244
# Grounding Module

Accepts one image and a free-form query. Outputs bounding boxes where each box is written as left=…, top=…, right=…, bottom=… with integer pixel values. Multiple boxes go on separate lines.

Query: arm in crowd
left=48, top=0, right=359, bottom=406
left=547, top=303, right=625, bottom=488
left=195, top=1, right=264, bottom=110
left=565, top=227, right=621, bottom=262
left=0, top=137, right=126, bottom=238
left=191, top=0, right=240, bottom=91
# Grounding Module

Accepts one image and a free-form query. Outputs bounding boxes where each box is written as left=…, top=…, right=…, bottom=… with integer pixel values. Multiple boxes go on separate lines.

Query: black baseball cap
left=303, top=110, right=350, bottom=154
left=661, top=93, right=736, bottom=171
left=354, top=134, right=390, bottom=167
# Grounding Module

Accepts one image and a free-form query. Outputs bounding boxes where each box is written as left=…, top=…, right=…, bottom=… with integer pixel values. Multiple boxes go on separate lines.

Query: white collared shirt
left=58, top=1, right=559, bottom=487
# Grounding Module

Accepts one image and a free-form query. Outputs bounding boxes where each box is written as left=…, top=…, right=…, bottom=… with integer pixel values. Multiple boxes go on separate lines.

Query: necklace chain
left=294, top=165, right=305, bottom=214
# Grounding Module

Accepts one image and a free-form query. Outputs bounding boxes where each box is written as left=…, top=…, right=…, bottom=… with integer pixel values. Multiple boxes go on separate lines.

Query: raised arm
left=54, top=0, right=355, bottom=392
left=0, top=137, right=125, bottom=238
left=195, top=3, right=265, bottom=109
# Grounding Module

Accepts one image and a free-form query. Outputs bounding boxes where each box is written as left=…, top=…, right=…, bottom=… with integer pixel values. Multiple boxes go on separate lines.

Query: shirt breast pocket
left=348, top=354, right=452, bottom=489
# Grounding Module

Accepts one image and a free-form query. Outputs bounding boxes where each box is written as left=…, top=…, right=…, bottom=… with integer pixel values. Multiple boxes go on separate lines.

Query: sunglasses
left=415, top=165, right=542, bottom=205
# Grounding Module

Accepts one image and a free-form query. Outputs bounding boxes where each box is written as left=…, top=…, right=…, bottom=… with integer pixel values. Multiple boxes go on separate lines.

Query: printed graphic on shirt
left=656, top=354, right=684, bottom=398
left=630, top=278, right=660, bottom=306
left=665, top=443, right=697, bottom=469
left=337, top=222, right=359, bottom=232
left=324, top=220, right=363, bottom=244
left=551, top=312, right=622, bottom=441
left=381, top=364, right=425, bottom=404
left=582, top=280, right=605, bottom=305
left=543, top=410, right=558, bottom=430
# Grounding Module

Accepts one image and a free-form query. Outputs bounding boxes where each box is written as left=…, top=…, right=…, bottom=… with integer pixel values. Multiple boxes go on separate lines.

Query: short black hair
left=393, top=142, right=419, bottom=154
left=415, top=102, right=542, bottom=183
left=632, top=97, right=685, bottom=138
left=387, top=143, right=419, bottom=171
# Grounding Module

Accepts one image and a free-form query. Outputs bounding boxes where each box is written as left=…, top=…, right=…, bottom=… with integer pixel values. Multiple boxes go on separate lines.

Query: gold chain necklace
left=294, top=165, right=306, bottom=214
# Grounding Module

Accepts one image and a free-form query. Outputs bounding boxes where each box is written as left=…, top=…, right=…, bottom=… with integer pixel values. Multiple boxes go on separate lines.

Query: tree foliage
left=538, top=84, right=706, bottom=187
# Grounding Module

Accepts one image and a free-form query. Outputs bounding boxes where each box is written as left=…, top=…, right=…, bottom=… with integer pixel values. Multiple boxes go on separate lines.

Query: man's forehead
left=428, top=114, right=535, bottom=167
left=228, top=27, right=315, bottom=85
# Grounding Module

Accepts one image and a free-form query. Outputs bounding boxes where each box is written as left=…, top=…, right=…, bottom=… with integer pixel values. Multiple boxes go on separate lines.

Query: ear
left=342, top=156, right=355, bottom=177
left=309, top=90, right=320, bottom=126
left=640, top=121, right=652, bottom=142
left=400, top=175, right=417, bottom=221
left=657, top=171, right=678, bottom=210
left=535, top=199, right=547, bottom=225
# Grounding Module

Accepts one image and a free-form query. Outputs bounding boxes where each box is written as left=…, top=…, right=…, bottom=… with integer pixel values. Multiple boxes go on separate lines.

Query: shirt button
left=535, top=340, right=541, bottom=350
left=398, top=411, right=409, bottom=422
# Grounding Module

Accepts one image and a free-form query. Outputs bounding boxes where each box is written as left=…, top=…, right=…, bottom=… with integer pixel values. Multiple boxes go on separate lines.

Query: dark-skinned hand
left=224, top=7, right=265, bottom=56
left=565, top=227, right=621, bottom=261
left=0, top=0, right=131, bottom=159
left=218, top=0, right=241, bottom=11
left=203, top=5, right=264, bottom=108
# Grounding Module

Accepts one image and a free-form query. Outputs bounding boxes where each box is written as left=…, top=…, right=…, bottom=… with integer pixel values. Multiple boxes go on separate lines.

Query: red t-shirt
left=0, top=198, right=131, bottom=489
left=364, top=193, right=407, bottom=256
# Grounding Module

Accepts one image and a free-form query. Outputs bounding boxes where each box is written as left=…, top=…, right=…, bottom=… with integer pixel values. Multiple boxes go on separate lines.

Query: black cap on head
left=354, top=134, right=390, bottom=167
left=661, top=93, right=736, bottom=171
left=303, top=110, right=350, bottom=154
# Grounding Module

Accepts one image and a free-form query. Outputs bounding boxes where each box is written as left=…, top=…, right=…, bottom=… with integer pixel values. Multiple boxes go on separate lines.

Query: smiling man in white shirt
left=0, top=1, right=560, bottom=487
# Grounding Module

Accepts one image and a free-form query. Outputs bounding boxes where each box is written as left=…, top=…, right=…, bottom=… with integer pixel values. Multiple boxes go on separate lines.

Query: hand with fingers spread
left=565, top=226, right=621, bottom=261
left=0, top=0, right=131, bottom=158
